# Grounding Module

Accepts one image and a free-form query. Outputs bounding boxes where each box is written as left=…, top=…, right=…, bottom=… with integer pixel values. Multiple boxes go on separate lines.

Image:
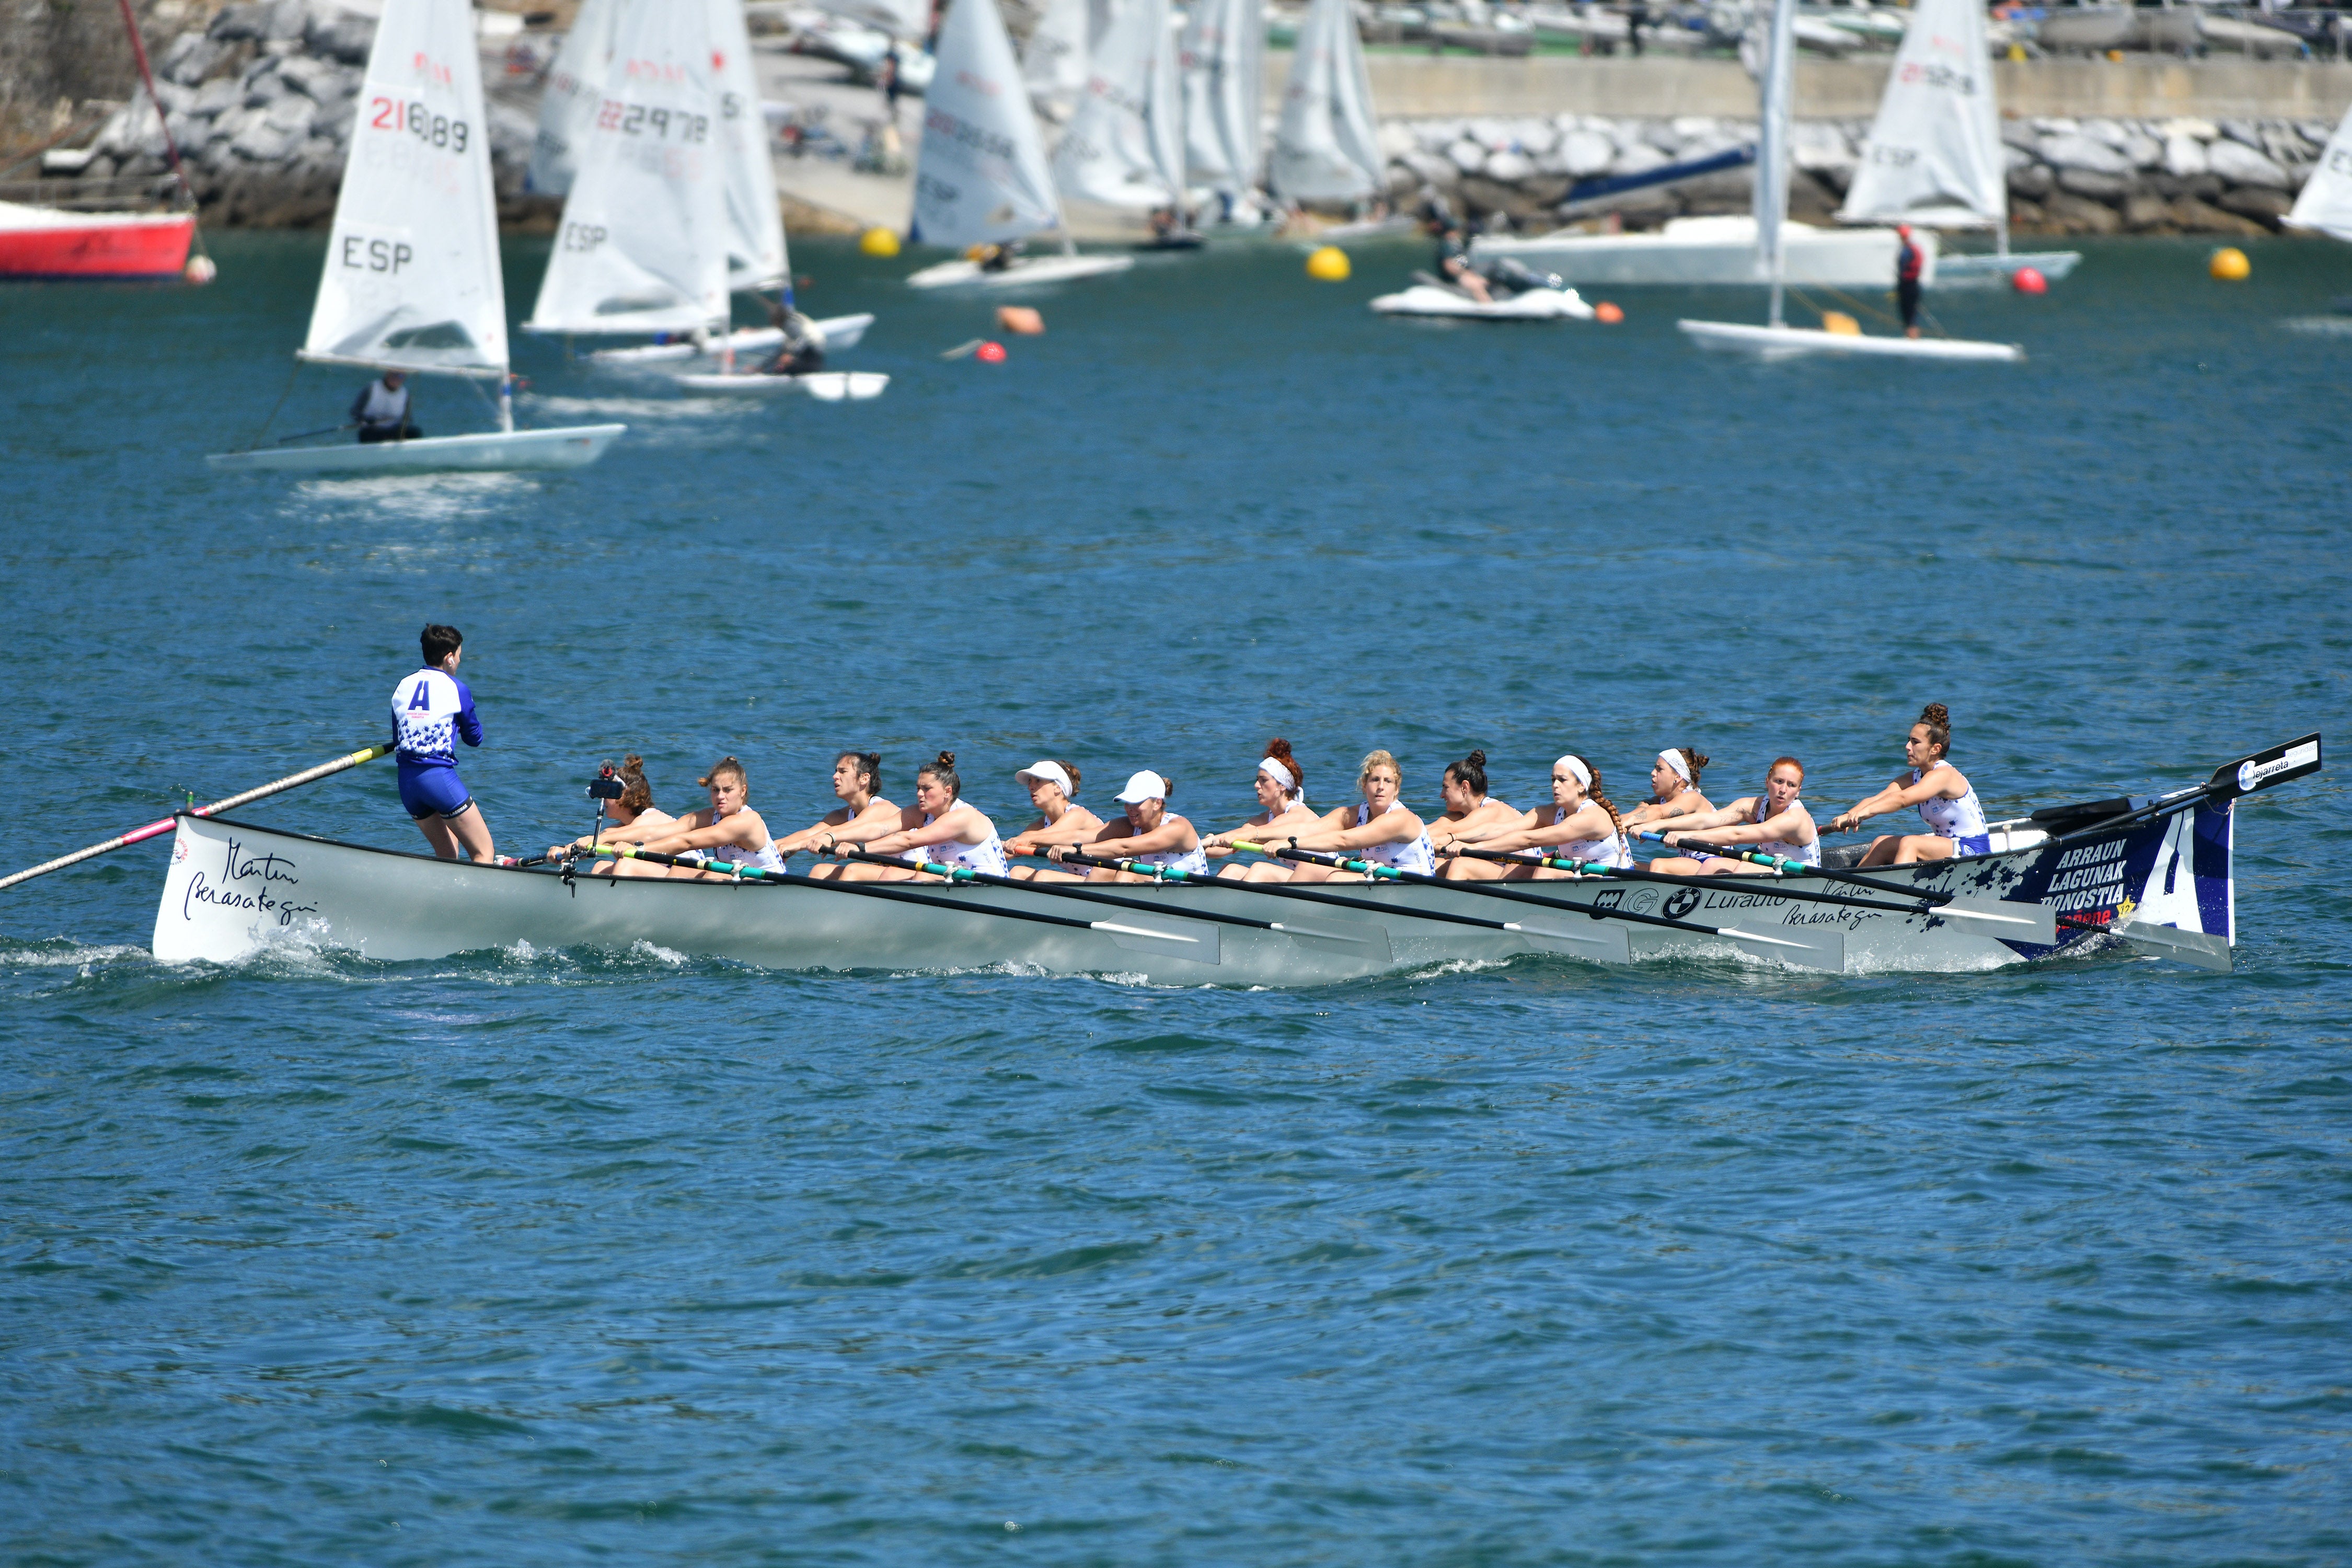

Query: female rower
left=1620, top=746, right=1715, bottom=829
left=773, top=750, right=900, bottom=869
left=546, top=755, right=678, bottom=877
left=1002, top=759, right=1105, bottom=879
left=1437, top=754, right=1627, bottom=881
left=1202, top=740, right=1318, bottom=872
left=825, top=752, right=1008, bottom=881
left=1043, top=771, right=1205, bottom=883
left=637, top=756, right=785, bottom=878
left=1828, top=702, right=1989, bottom=864
left=1424, top=748, right=1519, bottom=853
left=1646, top=756, right=1818, bottom=875
left=1244, top=750, right=1434, bottom=884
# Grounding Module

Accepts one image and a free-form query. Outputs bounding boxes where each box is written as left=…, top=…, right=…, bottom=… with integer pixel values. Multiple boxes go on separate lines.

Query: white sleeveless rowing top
left=1547, top=804, right=1632, bottom=869
left=1130, top=843, right=1208, bottom=876
left=1910, top=764, right=1987, bottom=840
left=711, top=809, right=785, bottom=873
left=1351, top=802, right=1436, bottom=875
left=910, top=805, right=1009, bottom=877
left=1749, top=796, right=1821, bottom=867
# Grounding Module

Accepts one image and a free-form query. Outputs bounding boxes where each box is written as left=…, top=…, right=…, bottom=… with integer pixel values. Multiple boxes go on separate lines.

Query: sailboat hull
left=207, top=424, right=628, bottom=474
left=673, top=372, right=889, bottom=400
left=1370, top=284, right=1595, bottom=320
left=906, top=254, right=1135, bottom=289
left=1678, top=319, right=2021, bottom=362
left=587, top=314, right=876, bottom=364
left=1930, top=251, right=2082, bottom=289
left=1473, top=218, right=1929, bottom=288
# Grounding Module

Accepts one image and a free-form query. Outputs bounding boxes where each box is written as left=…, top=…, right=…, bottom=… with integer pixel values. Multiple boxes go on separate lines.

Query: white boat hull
left=1472, top=216, right=1934, bottom=288
left=1369, top=283, right=1595, bottom=320
left=1679, top=319, right=2022, bottom=362
left=588, top=314, right=876, bottom=364
left=673, top=371, right=890, bottom=400
left=1930, top=250, right=2082, bottom=289
left=905, top=253, right=1136, bottom=289
left=206, top=423, right=628, bottom=474
left=148, top=805, right=2235, bottom=984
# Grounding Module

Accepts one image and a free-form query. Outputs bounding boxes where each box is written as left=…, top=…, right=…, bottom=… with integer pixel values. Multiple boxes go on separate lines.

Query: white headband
left=1657, top=748, right=1690, bottom=784
left=1554, top=754, right=1591, bottom=790
left=1259, top=756, right=1295, bottom=792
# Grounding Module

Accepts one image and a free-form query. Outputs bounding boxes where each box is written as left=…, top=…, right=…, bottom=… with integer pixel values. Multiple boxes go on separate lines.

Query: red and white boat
left=0, top=199, right=195, bottom=281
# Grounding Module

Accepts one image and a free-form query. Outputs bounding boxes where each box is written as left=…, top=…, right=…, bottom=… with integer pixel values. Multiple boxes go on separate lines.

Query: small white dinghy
left=1678, top=319, right=2021, bottom=362
left=673, top=370, right=891, bottom=400
left=589, top=313, right=876, bottom=365
left=906, top=252, right=1135, bottom=290
left=1371, top=279, right=1595, bottom=320
left=210, top=426, right=625, bottom=474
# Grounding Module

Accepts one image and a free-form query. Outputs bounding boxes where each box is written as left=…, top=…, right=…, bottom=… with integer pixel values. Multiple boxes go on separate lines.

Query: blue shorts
left=1953, top=833, right=1991, bottom=857
left=398, top=762, right=473, bottom=821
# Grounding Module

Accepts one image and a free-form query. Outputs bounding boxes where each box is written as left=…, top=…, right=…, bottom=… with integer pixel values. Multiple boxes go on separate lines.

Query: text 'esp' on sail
left=1838, top=0, right=2006, bottom=230
left=912, top=0, right=1063, bottom=249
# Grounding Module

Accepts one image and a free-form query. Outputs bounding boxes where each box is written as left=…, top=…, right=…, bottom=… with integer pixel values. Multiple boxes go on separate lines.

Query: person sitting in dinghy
left=1425, top=211, right=1494, bottom=305
left=1646, top=756, right=1819, bottom=875
left=759, top=311, right=826, bottom=376
left=546, top=755, right=678, bottom=878
left=352, top=370, right=420, bottom=443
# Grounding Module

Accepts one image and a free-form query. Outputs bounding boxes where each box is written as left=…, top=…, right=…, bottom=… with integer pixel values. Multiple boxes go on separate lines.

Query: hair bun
left=1466, top=748, right=1486, bottom=768
left=1690, top=750, right=1710, bottom=771
left=1159, top=774, right=1174, bottom=798
left=1266, top=737, right=1293, bottom=760
left=935, top=750, right=955, bottom=770
left=1919, top=702, right=1950, bottom=728
left=622, top=754, right=645, bottom=772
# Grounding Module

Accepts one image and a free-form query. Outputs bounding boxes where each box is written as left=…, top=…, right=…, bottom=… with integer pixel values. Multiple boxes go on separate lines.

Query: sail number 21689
left=371, top=97, right=469, bottom=152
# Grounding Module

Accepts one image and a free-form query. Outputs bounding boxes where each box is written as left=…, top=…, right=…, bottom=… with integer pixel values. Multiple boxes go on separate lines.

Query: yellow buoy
left=1821, top=310, right=1861, bottom=336
left=860, top=226, right=902, bottom=258
left=2209, top=246, right=2251, bottom=282
left=1305, top=245, right=1351, bottom=282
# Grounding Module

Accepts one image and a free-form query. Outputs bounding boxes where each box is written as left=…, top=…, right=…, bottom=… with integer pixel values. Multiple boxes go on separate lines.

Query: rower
left=546, top=755, right=676, bottom=877
left=1620, top=747, right=1715, bottom=829
left=391, top=623, right=494, bottom=862
left=1002, top=760, right=1104, bottom=880
left=1437, top=753, right=1626, bottom=881
left=1646, top=756, right=1819, bottom=875
left=832, top=751, right=1007, bottom=881
left=1829, top=702, right=1989, bottom=864
left=1426, top=748, right=1519, bottom=854
left=773, top=751, right=899, bottom=875
left=637, top=756, right=784, bottom=878
left=1247, top=749, right=1434, bottom=884
left=1046, top=771, right=1203, bottom=883
left=351, top=370, right=420, bottom=443
left=1203, top=740, right=1318, bottom=875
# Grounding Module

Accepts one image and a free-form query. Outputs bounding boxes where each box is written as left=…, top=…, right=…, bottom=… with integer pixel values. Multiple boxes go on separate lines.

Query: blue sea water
left=2, top=233, right=2349, bottom=1566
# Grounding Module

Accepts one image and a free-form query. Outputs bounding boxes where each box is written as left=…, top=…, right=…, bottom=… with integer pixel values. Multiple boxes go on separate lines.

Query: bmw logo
left=1663, top=889, right=1702, bottom=920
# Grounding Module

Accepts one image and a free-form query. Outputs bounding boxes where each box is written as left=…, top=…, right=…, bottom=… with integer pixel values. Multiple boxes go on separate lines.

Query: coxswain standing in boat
left=1895, top=223, right=1924, bottom=340
left=1830, top=702, right=1991, bottom=864
left=637, top=756, right=785, bottom=879
left=1002, top=760, right=1104, bottom=880
left=1646, top=756, right=1819, bottom=875
left=1620, top=747, right=1715, bottom=829
left=1437, top=753, right=1627, bottom=880
left=546, top=755, right=676, bottom=877
left=392, top=624, right=495, bottom=862
left=1246, top=750, right=1435, bottom=884
left=352, top=370, right=420, bottom=443
left=825, top=752, right=1007, bottom=881
left=773, top=750, right=900, bottom=875
left=1204, top=740, right=1319, bottom=873
left=1045, top=771, right=1205, bottom=883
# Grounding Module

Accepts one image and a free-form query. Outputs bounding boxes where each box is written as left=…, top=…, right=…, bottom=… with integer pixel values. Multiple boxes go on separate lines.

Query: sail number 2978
left=371, top=97, right=469, bottom=152
left=595, top=100, right=710, bottom=142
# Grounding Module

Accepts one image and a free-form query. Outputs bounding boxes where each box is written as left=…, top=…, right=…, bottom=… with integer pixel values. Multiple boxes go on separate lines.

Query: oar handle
left=1635, top=829, right=1803, bottom=875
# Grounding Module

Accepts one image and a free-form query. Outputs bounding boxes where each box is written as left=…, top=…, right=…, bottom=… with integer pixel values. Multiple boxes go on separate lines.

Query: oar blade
left=1506, top=919, right=1631, bottom=964
left=2115, top=920, right=2232, bottom=972
left=1100, top=918, right=1223, bottom=964
left=1938, top=896, right=2059, bottom=946
left=1719, top=924, right=1846, bottom=973
left=1270, top=919, right=1393, bottom=963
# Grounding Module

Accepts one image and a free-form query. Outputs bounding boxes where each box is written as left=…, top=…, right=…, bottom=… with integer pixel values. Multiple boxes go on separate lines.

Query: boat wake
left=289, top=469, right=535, bottom=520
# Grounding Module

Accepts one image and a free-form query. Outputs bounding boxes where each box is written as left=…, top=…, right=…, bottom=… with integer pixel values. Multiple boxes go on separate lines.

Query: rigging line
left=243, top=356, right=304, bottom=453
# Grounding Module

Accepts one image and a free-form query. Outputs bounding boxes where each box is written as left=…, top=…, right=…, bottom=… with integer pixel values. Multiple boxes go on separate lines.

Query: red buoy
left=975, top=340, right=1007, bottom=363
left=2012, top=266, right=2048, bottom=295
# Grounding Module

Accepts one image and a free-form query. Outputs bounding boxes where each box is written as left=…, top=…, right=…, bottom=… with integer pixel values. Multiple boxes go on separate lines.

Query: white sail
left=1269, top=0, right=1379, bottom=204
left=811, top=0, right=931, bottom=39
left=911, top=0, right=1063, bottom=248
left=527, top=0, right=731, bottom=336
left=1753, top=0, right=1796, bottom=318
left=1051, top=0, right=1183, bottom=211
left=1839, top=0, right=2004, bottom=229
left=1180, top=0, right=1262, bottom=201
left=708, top=0, right=789, bottom=290
left=2286, top=102, right=2352, bottom=244
left=528, top=0, right=617, bottom=196
left=303, top=0, right=506, bottom=377
left=1022, top=0, right=1091, bottom=112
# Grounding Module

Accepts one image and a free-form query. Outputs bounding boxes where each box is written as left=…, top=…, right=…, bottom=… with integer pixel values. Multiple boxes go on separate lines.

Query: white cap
left=1114, top=769, right=1168, bottom=804
left=1015, top=760, right=1073, bottom=794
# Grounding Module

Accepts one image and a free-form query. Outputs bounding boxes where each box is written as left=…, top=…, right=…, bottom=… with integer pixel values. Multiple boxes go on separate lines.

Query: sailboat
left=904, top=0, right=1133, bottom=288
left=1841, top=0, right=2078, bottom=289
left=1677, top=0, right=2021, bottom=363
left=1269, top=0, right=1392, bottom=235
left=208, top=0, right=623, bottom=474
left=1179, top=0, right=1267, bottom=228
left=2286, top=105, right=2352, bottom=244
left=527, top=0, right=616, bottom=197
left=1022, top=0, right=1093, bottom=121
left=1051, top=0, right=1191, bottom=238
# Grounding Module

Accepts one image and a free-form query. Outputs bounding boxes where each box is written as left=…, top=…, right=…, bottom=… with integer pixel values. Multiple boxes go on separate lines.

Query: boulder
left=2218, top=119, right=2264, bottom=149
left=209, top=3, right=271, bottom=41
left=2043, top=191, right=2121, bottom=234
left=261, top=94, right=317, bottom=137
left=2038, top=133, right=2129, bottom=176
left=1791, top=121, right=1854, bottom=177
left=2162, top=133, right=2207, bottom=178
left=1611, top=141, right=1668, bottom=178
left=1510, top=119, right=1559, bottom=157
left=1642, top=120, right=1685, bottom=154
left=264, top=0, right=308, bottom=41
left=1482, top=149, right=1535, bottom=182
left=2005, top=158, right=2053, bottom=199
left=1397, top=149, right=1459, bottom=189
left=2169, top=195, right=2269, bottom=236
left=2057, top=166, right=2128, bottom=202
left=1466, top=117, right=1512, bottom=150
left=1556, top=129, right=1616, bottom=178
left=2262, top=125, right=2311, bottom=172
left=2208, top=137, right=2290, bottom=190
left=2123, top=133, right=2162, bottom=170
left=2120, top=192, right=2170, bottom=230
left=2217, top=186, right=2291, bottom=224
left=230, top=116, right=299, bottom=163
left=161, top=33, right=225, bottom=86
left=2080, top=117, right=2130, bottom=150
left=2158, top=117, right=2219, bottom=141
left=305, top=5, right=377, bottom=65
left=274, top=54, right=340, bottom=100
left=1458, top=174, right=1559, bottom=223
left=191, top=77, right=243, bottom=118
left=1445, top=138, right=1485, bottom=173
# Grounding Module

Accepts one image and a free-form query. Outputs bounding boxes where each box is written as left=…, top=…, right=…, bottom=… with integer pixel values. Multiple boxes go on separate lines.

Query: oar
left=1043, top=850, right=1398, bottom=963
left=1250, top=844, right=1842, bottom=971
left=573, top=844, right=1212, bottom=958
left=837, top=849, right=1373, bottom=954
left=0, top=742, right=393, bottom=892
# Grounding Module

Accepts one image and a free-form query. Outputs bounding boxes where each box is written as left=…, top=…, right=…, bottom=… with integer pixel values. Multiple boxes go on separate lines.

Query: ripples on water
left=3, top=234, right=2348, bottom=1564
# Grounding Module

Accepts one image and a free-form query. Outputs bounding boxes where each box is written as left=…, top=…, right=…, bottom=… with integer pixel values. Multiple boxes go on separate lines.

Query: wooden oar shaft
left=0, top=742, right=393, bottom=893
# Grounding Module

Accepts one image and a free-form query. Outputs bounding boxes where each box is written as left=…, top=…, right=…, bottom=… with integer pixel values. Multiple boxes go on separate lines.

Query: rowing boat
left=149, top=736, right=2313, bottom=982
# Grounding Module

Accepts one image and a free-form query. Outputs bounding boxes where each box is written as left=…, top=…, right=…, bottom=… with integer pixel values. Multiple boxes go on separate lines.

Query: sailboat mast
left=1756, top=0, right=1798, bottom=329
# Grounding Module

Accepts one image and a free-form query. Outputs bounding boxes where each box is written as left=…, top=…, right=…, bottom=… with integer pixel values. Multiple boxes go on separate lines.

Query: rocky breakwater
left=57, top=0, right=540, bottom=227
left=1380, top=112, right=2327, bottom=237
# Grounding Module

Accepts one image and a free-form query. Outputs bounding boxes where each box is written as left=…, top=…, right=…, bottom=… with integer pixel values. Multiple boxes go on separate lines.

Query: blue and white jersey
left=390, top=668, right=482, bottom=768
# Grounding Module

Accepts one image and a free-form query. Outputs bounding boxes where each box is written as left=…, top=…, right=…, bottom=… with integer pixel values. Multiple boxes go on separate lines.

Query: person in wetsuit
left=1896, top=223, right=1923, bottom=339
left=1425, top=209, right=1495, bottom=304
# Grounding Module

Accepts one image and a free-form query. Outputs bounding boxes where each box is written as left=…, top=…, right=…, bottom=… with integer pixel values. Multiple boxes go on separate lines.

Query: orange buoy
left=1593, top=301, right=1623, bottom=324
left=2011, top=266, right=2047, bottom=295
left=2209, top=247, right=2251, bottom=282
left=996, top=305, right=1045, bottom=335
left=975, top=340, right=1008, bottom=363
